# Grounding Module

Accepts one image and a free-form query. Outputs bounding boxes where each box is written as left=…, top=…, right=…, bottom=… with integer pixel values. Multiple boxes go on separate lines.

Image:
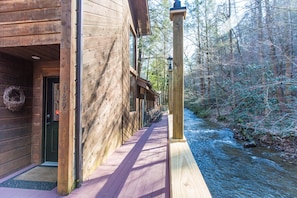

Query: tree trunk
left=265, top=0, right=286, bottom=112
left=228, top=0, right=235, bottom=109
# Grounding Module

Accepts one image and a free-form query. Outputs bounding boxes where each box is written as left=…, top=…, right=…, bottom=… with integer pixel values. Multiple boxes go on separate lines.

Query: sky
left=176, top=0, right=249, bottom=34
left=181, top=0, right=250, bottom=70
left=217, top=0, right=250, bottom=35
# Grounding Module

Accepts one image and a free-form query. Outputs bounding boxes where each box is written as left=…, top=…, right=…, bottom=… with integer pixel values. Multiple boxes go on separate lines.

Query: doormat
left=0, top=166, right=57, bottom=191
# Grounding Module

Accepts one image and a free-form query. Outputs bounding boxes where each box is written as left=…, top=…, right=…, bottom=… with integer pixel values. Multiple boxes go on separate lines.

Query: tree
left=140, top=0, right=172, bottom=106
left=184, top=0, right=297, bottom=136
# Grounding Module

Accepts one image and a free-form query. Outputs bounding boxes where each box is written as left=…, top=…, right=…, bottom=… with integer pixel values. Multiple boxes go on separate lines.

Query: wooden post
left=170, top=1, right=186, bottom=140
left=168, top=69, right=173, bottom=114
left=58, top=0, right=76, bottom=195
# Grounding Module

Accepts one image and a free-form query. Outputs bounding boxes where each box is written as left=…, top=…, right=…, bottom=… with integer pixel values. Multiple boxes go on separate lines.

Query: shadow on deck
left=0, top=114, right=211, bottom=198
left=68, top=114, right=170, bottom=198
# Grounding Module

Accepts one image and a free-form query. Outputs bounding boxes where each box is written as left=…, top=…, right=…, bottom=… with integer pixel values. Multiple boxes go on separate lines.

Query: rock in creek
left=243, top=140, right=257, bottom=148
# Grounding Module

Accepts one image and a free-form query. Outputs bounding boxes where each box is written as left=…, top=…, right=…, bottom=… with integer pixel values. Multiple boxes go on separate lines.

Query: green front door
left=43, top=77, right=59, bottom=163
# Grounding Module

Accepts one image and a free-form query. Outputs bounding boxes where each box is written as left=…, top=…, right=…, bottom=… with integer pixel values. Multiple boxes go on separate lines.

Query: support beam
left=57, top=0, right=76, bottom=195
left=170, top=1, right=186, bottom=139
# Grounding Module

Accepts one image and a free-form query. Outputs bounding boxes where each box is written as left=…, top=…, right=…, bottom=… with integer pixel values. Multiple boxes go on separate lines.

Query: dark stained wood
left=1, top=21, right=61, bottom=37
left=0, top=155, right=31, bottom=178
left=0, top=35, right=61, bottom=48
left=0, top=0, right=61, bottom=12
left=0, top=127, right=31, bottom=142
left=129, top=0, right=151, bottom=35
left=0, top=107, right=32, bottom=119
left=0, top=0, right=61, bottom=48
left=0, top=136, right=31, bottom=153
left=0, top=8, right=61, bottom=24
left=0, top=53, right=33, bottom=178
left=0, top=145, right=31, bottom=165
left=0, top=45, right=60, bottom=62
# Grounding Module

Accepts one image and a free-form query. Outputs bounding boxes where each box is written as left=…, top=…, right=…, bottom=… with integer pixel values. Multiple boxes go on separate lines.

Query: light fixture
left=167, top=56, right=173, bottom=71
left=173, top=0, right=181, bottom=8
left=31, top=55, right=41, bottom=60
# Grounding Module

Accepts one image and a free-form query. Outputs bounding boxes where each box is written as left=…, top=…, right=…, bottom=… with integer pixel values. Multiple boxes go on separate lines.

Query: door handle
left=47, top=114, right=51, bottom=125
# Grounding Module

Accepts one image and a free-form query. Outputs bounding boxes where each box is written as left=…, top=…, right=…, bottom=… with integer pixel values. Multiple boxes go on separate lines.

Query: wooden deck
left=67, top=115, right=170, bottom=198
left=0, top=113, right=212, bottom=198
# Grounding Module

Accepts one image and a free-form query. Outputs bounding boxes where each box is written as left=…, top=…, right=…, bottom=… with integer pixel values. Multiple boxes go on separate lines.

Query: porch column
left=170, top=0, right=186, bottom=140
left=58, top=0, right=76, bottom=195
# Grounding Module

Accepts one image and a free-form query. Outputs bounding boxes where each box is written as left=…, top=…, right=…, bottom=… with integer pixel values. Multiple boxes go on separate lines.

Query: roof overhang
left=129, top=0, right=151, bottom=36
left=137, top=77, right=159, bottom=97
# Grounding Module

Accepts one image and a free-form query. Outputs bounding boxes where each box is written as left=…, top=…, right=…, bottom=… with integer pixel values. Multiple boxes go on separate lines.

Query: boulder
left=243, top=140, right=257, bottom=148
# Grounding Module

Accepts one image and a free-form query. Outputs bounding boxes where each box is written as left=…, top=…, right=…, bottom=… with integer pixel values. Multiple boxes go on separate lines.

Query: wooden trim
left=169, top=8, right=187, bottom=21
left=31, top=60, right=60, bottom=165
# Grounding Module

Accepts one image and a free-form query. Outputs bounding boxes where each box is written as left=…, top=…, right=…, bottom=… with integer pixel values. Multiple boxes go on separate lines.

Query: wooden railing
left=168, top=114, right=212, bottom=198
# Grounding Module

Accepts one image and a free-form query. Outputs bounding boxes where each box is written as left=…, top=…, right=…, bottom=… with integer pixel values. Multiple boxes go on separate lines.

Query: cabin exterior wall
left=81, top=0, right=141, bottom=179
left=0, top=0, right=61, bottom=47
left=0, top=53, right=33, bottom=178
left=0, top=0, right=150, bottom=195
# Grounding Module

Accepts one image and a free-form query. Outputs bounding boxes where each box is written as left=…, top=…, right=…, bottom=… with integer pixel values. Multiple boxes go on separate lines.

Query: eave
left=129, top=0, right=151, bottom=36
left=137, top=77, right=159, bottom=97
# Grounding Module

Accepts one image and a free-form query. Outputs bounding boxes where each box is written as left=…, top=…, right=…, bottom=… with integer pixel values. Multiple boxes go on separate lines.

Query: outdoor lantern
left=167, top=56, right=173, bottom=71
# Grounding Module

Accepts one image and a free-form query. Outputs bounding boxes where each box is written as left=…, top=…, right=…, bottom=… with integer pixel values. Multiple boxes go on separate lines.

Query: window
left=129, top=30, right=136, bottom=69
left=130, top=74, right=136, bottom=112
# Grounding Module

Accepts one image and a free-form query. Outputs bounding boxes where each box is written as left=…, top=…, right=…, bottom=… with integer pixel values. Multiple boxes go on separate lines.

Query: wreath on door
left=3, top=86, right=25, bottom=112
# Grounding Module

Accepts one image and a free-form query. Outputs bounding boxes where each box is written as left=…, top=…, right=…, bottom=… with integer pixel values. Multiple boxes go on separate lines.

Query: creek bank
left=186, top=106, right=297, bottom=165
left=238, top=131, right=297, bottom=164
left=228, top=122, right=297, bottom=164
left=184, top=108, right=297, bottom=197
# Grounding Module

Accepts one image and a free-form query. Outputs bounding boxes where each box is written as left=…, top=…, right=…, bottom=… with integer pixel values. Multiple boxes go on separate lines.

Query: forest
left=139, top=0, right=297, bottom=158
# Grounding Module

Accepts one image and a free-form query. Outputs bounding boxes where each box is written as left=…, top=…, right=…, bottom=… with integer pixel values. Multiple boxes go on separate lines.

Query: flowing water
left=184, top=108, right=297, bottom=198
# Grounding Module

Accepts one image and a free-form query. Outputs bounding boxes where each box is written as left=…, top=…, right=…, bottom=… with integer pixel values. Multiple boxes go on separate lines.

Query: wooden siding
left=122, top=0, right=140, bottom=142
left=81, top=0, right=140, bottom=180
left=31, top=61, right=60, bottom=164
left=0, top=0, right=61, bottom=47
left=0, top=53, right=33, bottom=178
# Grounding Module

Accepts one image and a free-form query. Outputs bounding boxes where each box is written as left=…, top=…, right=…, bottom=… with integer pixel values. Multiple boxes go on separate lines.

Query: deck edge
left=168, top=114, right=212, bottom=198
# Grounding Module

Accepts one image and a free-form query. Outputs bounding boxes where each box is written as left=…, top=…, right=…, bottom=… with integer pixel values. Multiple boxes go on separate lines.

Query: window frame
left=129, top=29, right=136, bottom=70
left=129, top=73, right=136, bottom=112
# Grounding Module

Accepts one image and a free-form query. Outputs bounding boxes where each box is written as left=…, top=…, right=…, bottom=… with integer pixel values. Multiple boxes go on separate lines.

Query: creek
left=184, top=108, right=297, bottom=198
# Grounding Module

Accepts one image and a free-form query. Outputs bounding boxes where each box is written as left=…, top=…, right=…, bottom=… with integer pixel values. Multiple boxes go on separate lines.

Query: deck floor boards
left=0, top=115, right=170, bottom=198
left=69, top=115, right=170, bottom=198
